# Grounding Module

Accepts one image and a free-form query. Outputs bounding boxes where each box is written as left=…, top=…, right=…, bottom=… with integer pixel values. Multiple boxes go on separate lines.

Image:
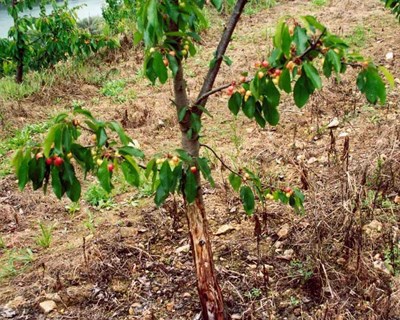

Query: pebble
left=39, top=300, right=57, bottom=314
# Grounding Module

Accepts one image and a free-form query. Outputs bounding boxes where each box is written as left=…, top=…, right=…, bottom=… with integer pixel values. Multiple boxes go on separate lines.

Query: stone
left=278, top=249, right=294, bottom=261
left=231, top=314, right=242, bottom=319
left=120, top=227, right=138, bottom=238
left=307, top=157, right=317, bottom=164
left=65, top=285, right=92, bottom=304
left=363, top=220, right=382, bottom=239
left=385, top=51, right=394, bottom=60
left=327, top=117, right=340, bottom=128
left=176, top=244, right=190, bottom=253
left=5, top=296, right=26, bottom=309
left=39, top=300, right=57, bottom=314
left=44, top=293, right=61, bottom=303
left=277, top=224, right=290, bottom=239
left=0, top=307, right=16, bottom=318
left=215, top=224, right=237, bottom=236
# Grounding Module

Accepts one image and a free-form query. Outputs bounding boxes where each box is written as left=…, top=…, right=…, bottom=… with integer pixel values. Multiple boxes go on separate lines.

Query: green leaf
left=29, top=157, right=45, bottom=190
left=240, top=186, right=255, bottom=215
left=281, top=24, right=292, bottom=58
left=327, top=49, right=341, bottom=74
left=184, top=170, right=197, bottom=204
left=222, top=55, right=232, bottom=66
left=54, top=113, right=68, bottom=123
left=66, top=177, right=81, bottom=202
left=228, top=172, right=242, bottom=192
left=303, top=62, right=322, bottom=89
left=228, top=92, right=242, bottom=116
left=175, top=149, right=192, bottom=162
left=167, top=54, right=179, bottom=76
left=262, top=98, right=280, bottom=126
left=121, top=159, right=140, bottom=187
left=145, top=158, right=156, bottom=178
left=155, top=185, right=169, bottom=206
left=153, top=52, right=168, bottom=84
left=62, top=127, right=72, bottom=153
left=301, top=15, right=325, bottom=32
left=265, top=79, right=280, bottom=107
left=293, top=74, right=311, bottom=108
left=17, top=154, right=30, bottom=191
left=279, top=68, right=292, bottom=93
left=96, top=127, right=107, bottom=147
left=243, top=96, right=256, bottom=118
left=254, top=107, right=266, bottom=128
left=198, top=158, right=215, bottom=187
left=43, top=124, right=60, bottom=157
left=97, top=160, right=112, bottom=193
left=119, top=146, right=144, bottom=159
left=293, top=27, right=308, bottom=55
left=159, top=160, right=172, bottom=192
left=190, top=113, right=201, bottom=133
left=378, top=66, right=395, bottom=88
left=178, top=107, right=188, bottom=122
left=108, top=121, right=131, bottom=145
left=210, top=0, right=222, bottom=11
left=51, top=166, right=63, bottom=199
left=357, top=67, right=387, bottom=104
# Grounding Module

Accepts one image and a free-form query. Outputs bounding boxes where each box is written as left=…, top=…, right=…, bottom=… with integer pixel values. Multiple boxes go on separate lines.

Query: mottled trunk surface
left=174, top=61, right=225, bottom=319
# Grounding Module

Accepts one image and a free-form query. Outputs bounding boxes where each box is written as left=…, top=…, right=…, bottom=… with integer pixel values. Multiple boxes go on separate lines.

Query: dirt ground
left=0, top=0, right=399, bottom=319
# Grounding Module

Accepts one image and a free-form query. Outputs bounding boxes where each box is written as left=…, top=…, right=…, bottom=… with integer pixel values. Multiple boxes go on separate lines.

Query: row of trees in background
left=0, top=0, right=118, bottom=83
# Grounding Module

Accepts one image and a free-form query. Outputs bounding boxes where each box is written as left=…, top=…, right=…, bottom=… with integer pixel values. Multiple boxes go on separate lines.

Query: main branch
left=193, top=0, right=249, bottom=112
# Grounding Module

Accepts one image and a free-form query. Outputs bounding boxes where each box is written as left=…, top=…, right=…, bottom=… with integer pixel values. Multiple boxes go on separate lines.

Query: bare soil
left=0, top=0, right=399, bottom=319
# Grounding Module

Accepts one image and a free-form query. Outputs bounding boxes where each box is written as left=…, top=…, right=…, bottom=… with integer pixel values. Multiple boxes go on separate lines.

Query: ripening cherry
left=53, top=157, right=64, bottom=167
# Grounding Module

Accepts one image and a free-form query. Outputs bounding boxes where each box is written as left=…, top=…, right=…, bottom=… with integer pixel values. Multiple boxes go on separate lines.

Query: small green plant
left=100, top=79, right=126, bottom=97
left=83, top=210, right=96, bottom=233
left=65, top=202, right=81, bottom=215
left=290, top=259, right=314, bottom=283
left=345, top=25, right=368, bottom=48
left=0, top=248, right=34, bottom=280
left=0, top=237, right=6, bottom=250
left=384, top=245, right=400, bottom=275
left=311, top=0, right=327, bottom=6
left=84, top=183, right=114, bottom=208
left=245, top=287, right=263, bottom=299
left=36, top=222, right=54, bottom=249
left=290, top=295, right=301, bottom=306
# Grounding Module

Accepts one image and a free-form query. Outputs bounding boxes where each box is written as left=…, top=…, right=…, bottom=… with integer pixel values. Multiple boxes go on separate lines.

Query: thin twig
left=298, top=28, right=327, bottom=60
left=200, top=143, right=242, bottom=178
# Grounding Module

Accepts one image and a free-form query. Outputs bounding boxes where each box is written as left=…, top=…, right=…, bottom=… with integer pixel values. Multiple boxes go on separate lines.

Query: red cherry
left=53, top=157, right=64, bottom=167
left=45, top=158, right=53, bottom=166
left=108, top=163, right=114, bottom=172
left=262, top=60, right=269, bottom=68
left=190, top=166, right=197, bottom=173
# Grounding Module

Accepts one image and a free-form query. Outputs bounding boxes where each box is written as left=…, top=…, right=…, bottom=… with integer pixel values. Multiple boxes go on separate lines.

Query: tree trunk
left=16, top=47, right=24, bottom=84
left=174, top=61, right=225, bottom=319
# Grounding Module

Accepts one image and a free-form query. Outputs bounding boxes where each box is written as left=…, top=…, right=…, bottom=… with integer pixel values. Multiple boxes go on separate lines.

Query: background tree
left=0, top=0, right=118, bottom=82
left=12, top=0, right=391, bottom=318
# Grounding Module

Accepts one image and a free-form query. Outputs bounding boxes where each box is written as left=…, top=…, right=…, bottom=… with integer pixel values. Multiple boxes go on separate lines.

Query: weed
left=290, top=259, right=314, bottom=284
left=0, top=237, right=5, bottom=250
left=36, top=222, right=54, bottom=249
left=101, top=79, right=126, bottom=97
left=311, top=0, right=327, bottom=6
left=84, top=183, right=114, bottom=208
left=245, top=287, right=263, bottom=299
left=65, top=202, right=81, bottom=215
left=384, top=245, right=400, bottom=275
left=345, top=25, right=369, bottom=48
left=0, top=248, right=34, bottom=280
left=83, top=210, right=96, bottom=233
